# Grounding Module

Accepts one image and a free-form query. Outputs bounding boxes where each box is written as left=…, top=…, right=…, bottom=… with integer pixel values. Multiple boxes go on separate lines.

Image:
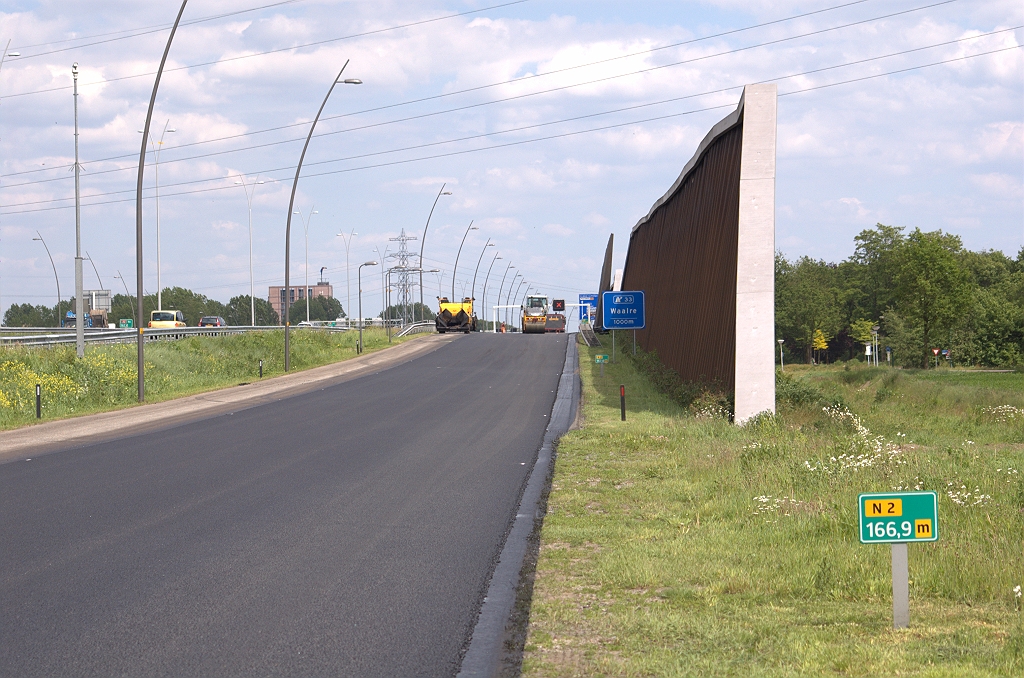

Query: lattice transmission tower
left=387, top=229, right=418, bottom=325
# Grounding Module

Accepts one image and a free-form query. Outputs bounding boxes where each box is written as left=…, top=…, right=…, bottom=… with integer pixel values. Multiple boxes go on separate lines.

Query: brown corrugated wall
left=621, top=122, right=743, bottom=390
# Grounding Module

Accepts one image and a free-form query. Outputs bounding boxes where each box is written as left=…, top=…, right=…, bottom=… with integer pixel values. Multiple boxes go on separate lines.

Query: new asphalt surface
left=0, top=332, right=569, bottom=677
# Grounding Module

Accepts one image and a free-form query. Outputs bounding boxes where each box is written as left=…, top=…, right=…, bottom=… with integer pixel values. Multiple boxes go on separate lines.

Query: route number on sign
left=858, top=491, right=938, bottom=543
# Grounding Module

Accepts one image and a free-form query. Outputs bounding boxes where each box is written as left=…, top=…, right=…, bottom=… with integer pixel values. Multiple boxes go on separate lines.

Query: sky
left=0, top=0, right=1021, bottom=324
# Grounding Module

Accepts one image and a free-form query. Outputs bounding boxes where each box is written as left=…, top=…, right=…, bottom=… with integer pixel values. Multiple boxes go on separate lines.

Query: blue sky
left=0, top=0, right=1021, bottom=321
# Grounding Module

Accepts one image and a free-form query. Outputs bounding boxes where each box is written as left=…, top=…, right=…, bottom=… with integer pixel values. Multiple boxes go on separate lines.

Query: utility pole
left=72, top=63, right=84, bottom=357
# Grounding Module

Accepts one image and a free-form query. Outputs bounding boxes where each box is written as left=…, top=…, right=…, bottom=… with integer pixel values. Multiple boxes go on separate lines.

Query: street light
left=138, top=120, right=175, bottom=311
left=357, top=260, right=378, bottom=354
left=778, top=339, right=785, bottom=371
left=451, top=221, right=477, bottom=300
left=114, top=271, right=134, bottom=319
left=418, top=183, right=452, bottom=322
left=283, top=60, right=361, bottom=372
left=511, top=277, right=527, bottom=330
left=135, top=0, right=188, bottom=402
left=235, top=174, right=265, bottom=326
left=293, top=206, right=318, bottom=324
left=336, top=229, right=357, bottom=328
left=495, top=262, right=514, bottom=333
left=481, top=253, right=500, bottom=332
left=505, top=272, right=521, bottom=327
left=373, top=245, right=389, bottom=330
left=470, top=239, right=494, bottom=309
left=71, top=62, right=86, bottom=356
left=33, top=232, right=61, bottom=326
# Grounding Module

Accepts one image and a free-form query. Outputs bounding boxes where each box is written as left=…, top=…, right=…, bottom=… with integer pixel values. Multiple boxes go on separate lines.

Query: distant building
left=268, top=280, right=333, bottom=322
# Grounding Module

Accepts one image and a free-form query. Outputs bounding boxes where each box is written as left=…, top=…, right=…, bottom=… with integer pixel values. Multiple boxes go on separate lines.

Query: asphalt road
left=0, top=333, right=569, bottom=677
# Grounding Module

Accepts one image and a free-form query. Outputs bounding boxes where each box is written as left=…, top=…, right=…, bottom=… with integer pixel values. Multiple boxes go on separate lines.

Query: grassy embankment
left=522, top=343, right=1024, bottom=677
left=0, top=328, right=404, bottom=430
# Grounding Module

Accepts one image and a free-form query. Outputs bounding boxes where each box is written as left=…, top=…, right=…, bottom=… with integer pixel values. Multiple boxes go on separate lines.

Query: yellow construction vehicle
left=435, top=297, right=477, bottom=333
left=520, top=294, right=549, bottom=334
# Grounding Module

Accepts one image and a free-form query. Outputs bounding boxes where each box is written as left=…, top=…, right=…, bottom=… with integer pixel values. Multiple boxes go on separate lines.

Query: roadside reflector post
left=858, top=491, right=938, bottom=630
left=259, top=359, right=263, bottom=379
left=892, top=543, right=909, bottom=629
left=36, top=384, right=41, bottom=419
left=620, top=384, right=626, bottom=421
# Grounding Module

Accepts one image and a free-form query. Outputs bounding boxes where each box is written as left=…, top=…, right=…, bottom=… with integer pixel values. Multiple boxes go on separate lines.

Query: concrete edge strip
left=0, top=335, right=453, bottom=461
left=457, top=336, right=581, bottom=677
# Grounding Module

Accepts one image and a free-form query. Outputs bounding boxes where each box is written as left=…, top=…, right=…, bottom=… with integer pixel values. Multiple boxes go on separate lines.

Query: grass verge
left=0, top=328, right=406, bottom=430
left=522, top=344, right=1024, bottom=677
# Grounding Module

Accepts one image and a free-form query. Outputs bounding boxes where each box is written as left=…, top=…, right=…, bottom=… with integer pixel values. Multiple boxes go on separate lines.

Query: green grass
left=522, top=347, right=1024, bottom=677
left=0, top=328, right=405, bottom=430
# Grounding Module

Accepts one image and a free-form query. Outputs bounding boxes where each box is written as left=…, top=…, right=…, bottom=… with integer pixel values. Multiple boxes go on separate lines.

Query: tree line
left=776, top=224, right=1023, bottom=368
left=3, top=288, right=350, bottom=328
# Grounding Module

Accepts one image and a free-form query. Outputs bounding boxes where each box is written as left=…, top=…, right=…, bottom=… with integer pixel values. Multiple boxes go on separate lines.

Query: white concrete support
left=733, top=83, right=777, bottom=424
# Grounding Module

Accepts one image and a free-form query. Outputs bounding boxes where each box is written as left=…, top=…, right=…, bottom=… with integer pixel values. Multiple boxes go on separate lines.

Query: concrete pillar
left=733, top=84, right=777, bottom=424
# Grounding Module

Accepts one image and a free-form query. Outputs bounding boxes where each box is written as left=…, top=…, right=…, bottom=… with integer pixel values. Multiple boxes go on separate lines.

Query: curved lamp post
left=511, top=278, right=527, bottom=330
left=481, top=252, right=500, bottom=332
left=138, top=121, right=175, bottom=312
left=470, top=238, right=494, bottom=308
left=494, top=262, right=514, bottom=332
left=135, top=0, right=188, bottom=402
left=293, top=206, right=318, bottom=324
left=235, top=174, right=265, bottom=326
left=33, top=232, right=60, bottom=326
left=373, top=245, right=389, bottom=329
left=114, top=271, right=134, bottom=319
left=450, top=221, right=477, bottom=300
left=418, top=183, right=452, bottom=321
left=357, top=260, right=378, bottom=353
left=336, top=229, right=357, bottom=328
left=505, top=272, right=521, bottom=327
left=283, top=60, right=361, bottom=371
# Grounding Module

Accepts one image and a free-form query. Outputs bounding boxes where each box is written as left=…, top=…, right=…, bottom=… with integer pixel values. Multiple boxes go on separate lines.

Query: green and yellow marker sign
left=858, top=491, right=938, bottom=543
left=595, top=354, right=610, bottom=364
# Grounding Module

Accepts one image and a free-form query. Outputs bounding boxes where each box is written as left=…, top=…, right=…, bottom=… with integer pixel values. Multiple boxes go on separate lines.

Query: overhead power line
left=1, top=44, right=1016, bottom=217
left=0, top=0, right=533, bottom=99
left=0, top=0, right=970, bottom=184
left=10, top=0, right=306, bottom=55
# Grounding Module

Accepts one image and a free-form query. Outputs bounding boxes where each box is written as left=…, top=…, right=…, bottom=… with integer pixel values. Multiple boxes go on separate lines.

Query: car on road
left=149, top=310, right=186, bottom=328
left=198, top=316, right=226, bottom=327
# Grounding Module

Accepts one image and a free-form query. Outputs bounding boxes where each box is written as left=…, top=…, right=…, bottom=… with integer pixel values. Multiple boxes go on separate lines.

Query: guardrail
left=0, top=325, right=352, bottom=348
left=394, top=321, right=437, bottom=338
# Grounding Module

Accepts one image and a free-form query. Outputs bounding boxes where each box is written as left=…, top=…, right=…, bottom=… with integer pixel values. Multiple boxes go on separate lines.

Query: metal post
left=451, top=221, right=476, bottom=300
left=892, top=543, right=909, bottom=628
left=337, top=229, right=356, bottom=328
left=72, top=63, right=84, bottom=358
left=418, top=183, right=450, bottom=322
left=284, top=60, right=359, bottom=372
left=481, top=252, right=500, bottom=333
left=136, top=0, right=189, bottom=402
left=115, top=271, right=134, bottom=320
left=620, top=384, right=626, bottom=421
left=505, top=273, right=521, bottom=328
left=470, top=238, right=493, bottom=313
left=633, top=330, right=636, bottom=356
left=494, top=262, right=513, bottom=333
left=612, top=330, right=616, bottom=363
left=236, top=175, right=264, bottom=326
left=358, top=265, right=364, bottom=353
left=779, top=339, right=785, bottom=371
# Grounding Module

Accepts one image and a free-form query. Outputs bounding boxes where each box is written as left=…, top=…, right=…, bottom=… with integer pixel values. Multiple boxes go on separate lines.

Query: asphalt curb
left=0, top=334, right=454, bottom=463
left=458, top=334, right=581, bottom=677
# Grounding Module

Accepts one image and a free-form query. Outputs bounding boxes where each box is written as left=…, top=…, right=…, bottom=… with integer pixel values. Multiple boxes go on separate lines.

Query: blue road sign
left=579, top=294, right=598, bottom=320
left=602, top=291, right=646, bottom=330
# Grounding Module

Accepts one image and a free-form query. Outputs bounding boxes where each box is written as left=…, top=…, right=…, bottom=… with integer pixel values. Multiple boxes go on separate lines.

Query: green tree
left=775, top=255, right=843, bottom=363
left=224, top=295, right=279, bottom=326
left=3, top=303, right=58, bottom=327
left=891, top=229, right=973, bottom=368
left=849, top=224, right=905, bottom=321
left=286, top=296, right=343, bottom=323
